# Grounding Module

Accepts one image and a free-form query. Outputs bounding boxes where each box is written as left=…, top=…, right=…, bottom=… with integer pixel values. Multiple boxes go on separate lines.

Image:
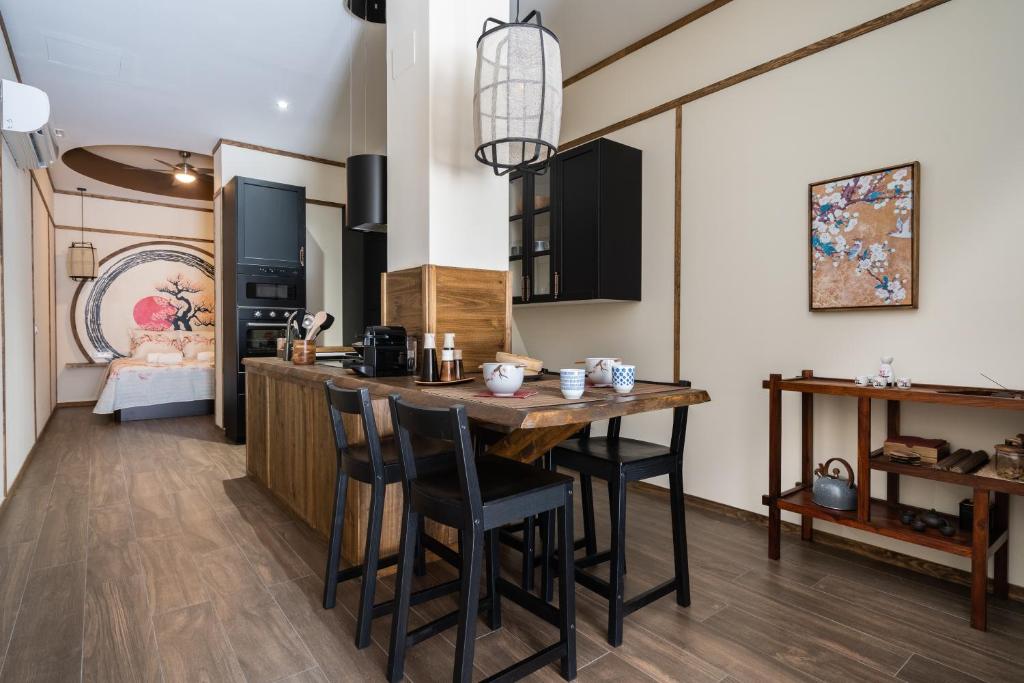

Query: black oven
left=235, top=306, right=301, bottom=371
left=235, top=264, right=304, bottom=309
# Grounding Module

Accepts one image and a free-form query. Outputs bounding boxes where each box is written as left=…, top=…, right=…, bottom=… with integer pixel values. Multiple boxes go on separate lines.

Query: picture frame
left=808, top=161, right=920, bottom=311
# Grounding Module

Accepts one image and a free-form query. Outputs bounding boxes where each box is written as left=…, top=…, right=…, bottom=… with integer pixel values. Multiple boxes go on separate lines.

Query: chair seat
left=411, top=456, right=572, bottom=526
left=343, top=437, right=453, bottom=483
left=554, top=436, right=671, bottom=464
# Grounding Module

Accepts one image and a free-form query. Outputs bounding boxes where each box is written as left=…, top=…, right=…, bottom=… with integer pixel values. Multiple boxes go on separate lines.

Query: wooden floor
left=0, top=409, right=1021, bottom=682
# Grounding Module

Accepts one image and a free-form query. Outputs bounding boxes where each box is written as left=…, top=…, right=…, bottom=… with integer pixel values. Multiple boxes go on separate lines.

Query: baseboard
left=631, top=480, right=1024, bottom=603
left=56, top=400, right=97, bottom=408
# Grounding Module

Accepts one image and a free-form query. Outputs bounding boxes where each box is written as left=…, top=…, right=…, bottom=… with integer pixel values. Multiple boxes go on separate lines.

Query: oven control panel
left=238, top=306, right=302, bottom=322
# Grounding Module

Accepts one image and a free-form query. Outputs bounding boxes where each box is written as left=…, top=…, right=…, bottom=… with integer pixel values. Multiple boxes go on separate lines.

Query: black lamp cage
left=474, top=9, right=562, bottom=176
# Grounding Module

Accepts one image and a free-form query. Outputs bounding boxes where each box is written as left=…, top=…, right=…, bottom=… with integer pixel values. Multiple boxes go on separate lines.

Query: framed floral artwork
left=809, top=162, right=919, bottom=311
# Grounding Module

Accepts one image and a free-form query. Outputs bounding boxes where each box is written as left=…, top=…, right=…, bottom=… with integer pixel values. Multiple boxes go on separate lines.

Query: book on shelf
left=884, top=436, right=949, bottom=464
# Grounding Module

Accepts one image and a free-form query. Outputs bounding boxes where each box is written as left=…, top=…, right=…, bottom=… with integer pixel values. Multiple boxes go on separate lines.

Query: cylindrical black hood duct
left=346, top=154, right=386, bottom=233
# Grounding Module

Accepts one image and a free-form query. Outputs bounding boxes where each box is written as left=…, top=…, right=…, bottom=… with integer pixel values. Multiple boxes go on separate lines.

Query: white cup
left=896, top=376, right=912, bottom=388
left=870, top=376, right=887, bottom=388
left=481, top=362, right=524, bottom=397
left=854, top=375, right=870, bottom=386
left=559, top=368, right=585, bottom=400
left=584, top=357, right=619, bottom=386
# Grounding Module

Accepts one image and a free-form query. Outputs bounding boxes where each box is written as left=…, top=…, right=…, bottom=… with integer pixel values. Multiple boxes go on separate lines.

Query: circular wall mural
left=73, top=242, right=214, bottom=359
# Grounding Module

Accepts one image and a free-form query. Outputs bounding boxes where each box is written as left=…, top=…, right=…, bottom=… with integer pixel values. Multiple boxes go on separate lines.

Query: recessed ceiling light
left=276, top=99, right=289, bottom=111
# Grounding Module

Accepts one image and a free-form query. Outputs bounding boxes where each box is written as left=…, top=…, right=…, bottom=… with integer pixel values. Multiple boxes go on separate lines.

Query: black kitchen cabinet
left=227, top=177, right=306, bottom=270
left=510, top=137, right=641, bottom=304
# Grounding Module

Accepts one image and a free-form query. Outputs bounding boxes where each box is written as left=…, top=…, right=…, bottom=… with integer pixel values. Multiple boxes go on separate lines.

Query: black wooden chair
left=549, top=380, right=693, bottom=646
left=386, top=395, right=578, bottom=682
left=321, top=382, right=460, bottom=650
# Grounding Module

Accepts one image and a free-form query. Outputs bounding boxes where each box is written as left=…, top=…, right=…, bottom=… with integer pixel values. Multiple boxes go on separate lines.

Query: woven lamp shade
left=67, top=242, right=98, bottom=281
left=474, top=11, right=561, bottom=175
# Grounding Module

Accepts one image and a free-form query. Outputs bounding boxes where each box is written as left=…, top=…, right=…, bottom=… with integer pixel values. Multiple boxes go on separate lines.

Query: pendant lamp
left=474, top=6, right=562, bottom=176
left=66, top=187, right=98, bottom=281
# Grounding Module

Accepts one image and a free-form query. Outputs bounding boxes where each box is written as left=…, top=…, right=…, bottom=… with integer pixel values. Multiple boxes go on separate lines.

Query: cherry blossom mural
left=809, top=162, right=918, bottom=310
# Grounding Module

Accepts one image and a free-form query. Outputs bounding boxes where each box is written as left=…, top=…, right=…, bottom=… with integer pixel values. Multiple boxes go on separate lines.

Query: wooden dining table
left=242, top=357, right=710, bottom=564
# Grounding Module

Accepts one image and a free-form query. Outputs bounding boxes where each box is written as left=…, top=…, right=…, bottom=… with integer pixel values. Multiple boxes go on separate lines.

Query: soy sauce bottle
left=420, top=333, right=439, bottom=382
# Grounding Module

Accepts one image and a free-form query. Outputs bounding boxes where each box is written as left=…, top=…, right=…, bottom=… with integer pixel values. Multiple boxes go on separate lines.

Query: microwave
left=235, top=264, right=304, bottom=309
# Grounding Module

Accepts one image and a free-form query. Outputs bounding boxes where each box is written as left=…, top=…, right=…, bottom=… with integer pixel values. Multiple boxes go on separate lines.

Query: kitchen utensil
left=584, top=357, right=620, bottom=387
left=301, top=312, right=315, bottom=331
left=292, top=340, right=316, bottom=365
left=304, top=311, right=327, bottom=341
left=482, top=362, right=525, bottom=397
left=812, top=458, right=857, bottom=511
left=560, top=368, right=585, bottom=400
left=496, top=352, right=543, bottom=373
left=317, top=313, right=335, bottom=335
left=612, top=364, right=636, bottom=394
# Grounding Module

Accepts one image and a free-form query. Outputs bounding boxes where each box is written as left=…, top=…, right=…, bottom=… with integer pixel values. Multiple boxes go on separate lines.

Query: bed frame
left=114, top=399, right=214, bottom=422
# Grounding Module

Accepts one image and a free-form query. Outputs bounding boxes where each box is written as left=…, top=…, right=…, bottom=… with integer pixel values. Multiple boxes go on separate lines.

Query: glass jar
left=994, top=444, right=1024, bottom=479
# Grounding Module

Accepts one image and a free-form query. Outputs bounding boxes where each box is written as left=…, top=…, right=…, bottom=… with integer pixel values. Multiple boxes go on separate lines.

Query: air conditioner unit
left=0, top=79, right=58, bottom=169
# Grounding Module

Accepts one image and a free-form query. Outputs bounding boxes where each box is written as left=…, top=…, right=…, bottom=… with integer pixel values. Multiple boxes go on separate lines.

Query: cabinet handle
left=299, top=246, right=305, bottom=267
left=524, top=275, right=531, bottom=302
left=554, top=272, right=559, bottom=299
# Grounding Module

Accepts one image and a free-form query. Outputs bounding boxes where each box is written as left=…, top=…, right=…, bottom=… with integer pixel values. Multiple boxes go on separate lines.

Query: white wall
left=214, top=143, right=347, bottom=426
left=53, top=194, right=214, bottom=403
left=514, top=0, right=1024, bottom=582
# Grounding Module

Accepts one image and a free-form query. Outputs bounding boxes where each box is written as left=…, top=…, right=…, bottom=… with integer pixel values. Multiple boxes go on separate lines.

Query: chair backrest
left=388, top=394, right=483, bottom=519
left=605, top=379, right=692, bottom=455
left=323, top=381, right=385, bottom=474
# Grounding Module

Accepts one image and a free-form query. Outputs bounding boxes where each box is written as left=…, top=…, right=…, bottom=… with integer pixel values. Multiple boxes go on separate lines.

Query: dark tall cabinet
left=222, top=176, right=307, bottom=443
left=510, top=137, right=642, bottom=304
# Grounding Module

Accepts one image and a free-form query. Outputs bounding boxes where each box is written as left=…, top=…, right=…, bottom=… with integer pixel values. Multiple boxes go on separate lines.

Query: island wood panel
left=246, top=366, right=451, bottom=564
left=382, top=264, right=510, bottom=372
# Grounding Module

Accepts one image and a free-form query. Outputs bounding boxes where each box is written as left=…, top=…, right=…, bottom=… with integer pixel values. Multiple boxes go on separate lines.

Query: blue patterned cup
left=559, top=368, right=586, bottom=400
left=612, top=364, right=636, bottom=394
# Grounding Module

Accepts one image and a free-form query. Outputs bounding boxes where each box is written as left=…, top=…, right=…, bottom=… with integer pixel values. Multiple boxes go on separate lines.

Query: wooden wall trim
left=30, top=174, right=54, bottom=222
left=306, top=198, right=345, bottom=209
left=55, top=224, right=214, bottom=244
left=0, top=9, right=21, bottom=82
left=53, top=189, right=213, bottom=214
left=1, top=134, right=6, bottom=492
left=561, top=0, right=951, bottom=151
left=212, top=138, right=346, bottom=168
left=673, top=106, right=682, bottom=384
left=631, top=482, right=1024, bottom=604
left=563, top=0, right=733, bottom=88
left=55, top=400, right=96, bottom=408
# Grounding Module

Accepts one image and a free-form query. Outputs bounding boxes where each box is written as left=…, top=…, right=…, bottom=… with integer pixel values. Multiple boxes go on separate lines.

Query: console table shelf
left=763, top=371, right=1024, bottom=631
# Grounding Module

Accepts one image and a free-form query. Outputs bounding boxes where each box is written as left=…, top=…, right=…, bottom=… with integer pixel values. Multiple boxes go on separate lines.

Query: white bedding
left=94, top=358, right=215, bottom=414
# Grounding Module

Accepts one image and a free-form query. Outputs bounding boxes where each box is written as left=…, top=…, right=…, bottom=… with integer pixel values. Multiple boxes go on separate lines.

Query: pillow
left=129, top=329, right=180, bottom=359
left=179, top=329, right=215, bottom=359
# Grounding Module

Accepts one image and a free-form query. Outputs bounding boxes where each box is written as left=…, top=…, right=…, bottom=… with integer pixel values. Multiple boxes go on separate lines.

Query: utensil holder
left=292, top=340, right=316, bottom=365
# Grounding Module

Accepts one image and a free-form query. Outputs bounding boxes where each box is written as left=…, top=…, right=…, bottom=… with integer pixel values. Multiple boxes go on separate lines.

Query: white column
left=386, top=0, right=508, bottom=272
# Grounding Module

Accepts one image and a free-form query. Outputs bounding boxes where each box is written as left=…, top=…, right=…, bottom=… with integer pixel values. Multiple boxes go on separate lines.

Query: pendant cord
left=79, top=188, right=85, bottom=243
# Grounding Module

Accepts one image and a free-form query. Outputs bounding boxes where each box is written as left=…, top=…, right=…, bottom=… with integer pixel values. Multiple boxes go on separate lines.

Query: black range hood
left=346, top=153, right=386, bottom=233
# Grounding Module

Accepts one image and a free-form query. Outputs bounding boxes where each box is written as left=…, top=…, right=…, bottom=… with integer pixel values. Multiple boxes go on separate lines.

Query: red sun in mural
left=133, top=296, right=177, bottom=331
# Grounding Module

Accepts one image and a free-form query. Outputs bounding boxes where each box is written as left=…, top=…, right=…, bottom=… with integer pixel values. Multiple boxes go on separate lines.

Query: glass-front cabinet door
left=509, top=166, right=556, bottom=303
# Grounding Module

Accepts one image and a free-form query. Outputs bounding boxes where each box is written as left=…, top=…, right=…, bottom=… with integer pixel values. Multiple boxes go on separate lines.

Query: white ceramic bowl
left=482, top=362, right=524, bottom=397
left=584, top=357, right=619, bottom=387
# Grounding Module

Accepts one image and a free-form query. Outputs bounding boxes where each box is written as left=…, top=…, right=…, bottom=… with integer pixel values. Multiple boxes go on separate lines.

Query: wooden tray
left=413, top=377, right=475, bottom=386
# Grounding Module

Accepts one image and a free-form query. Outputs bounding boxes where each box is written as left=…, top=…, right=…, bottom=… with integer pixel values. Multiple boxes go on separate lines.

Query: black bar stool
left=550, top=380, right=693, bottom=647
left=321, top=381, right=459, bottom=649
left=387, top=395, right=578, bottom=683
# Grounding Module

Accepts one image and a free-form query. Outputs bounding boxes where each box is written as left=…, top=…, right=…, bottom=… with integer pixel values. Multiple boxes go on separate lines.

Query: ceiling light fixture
left=67, top=187, right=98, bottom=281
left=474, top=2, right=562, bottom=176
left=276, top=99, right=289, bottom=111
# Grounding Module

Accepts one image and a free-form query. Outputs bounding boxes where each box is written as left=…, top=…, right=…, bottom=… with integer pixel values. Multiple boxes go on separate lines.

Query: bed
left=93, top=328, right=215, bottom=421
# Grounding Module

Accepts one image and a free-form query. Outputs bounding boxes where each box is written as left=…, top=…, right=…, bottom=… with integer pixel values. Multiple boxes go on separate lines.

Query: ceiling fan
left=150, top=151, right=212, bottom=184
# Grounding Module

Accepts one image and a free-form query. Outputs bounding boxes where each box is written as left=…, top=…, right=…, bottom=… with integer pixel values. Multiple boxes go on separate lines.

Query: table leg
left=971, top=488, right=989, bottom=631
left=886, top=400, right=900, bottom=505
left=800, top=370, right=813, bottom=542
left=768, top=374, right=782, bottom=560
left=856, top=397, right=871, bottom=523
left=994, top=491, right=1009, bottom=600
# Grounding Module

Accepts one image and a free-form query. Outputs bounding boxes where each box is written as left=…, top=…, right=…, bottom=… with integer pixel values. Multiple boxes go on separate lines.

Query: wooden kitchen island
left=243, top=357, right=710, bottom=564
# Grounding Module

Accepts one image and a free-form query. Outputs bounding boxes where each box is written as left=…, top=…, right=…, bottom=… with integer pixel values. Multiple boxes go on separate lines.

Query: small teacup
left=870, top=375, right=887, bottom=388
left=559, top=368, right=585, bottom=400
left=854, top=375, right=870, bottom=386
left=584, top=357, right=619, bottom=386
left=896, top=376, right=912, bottom=388
left=612, top=364, right=636, bottom=394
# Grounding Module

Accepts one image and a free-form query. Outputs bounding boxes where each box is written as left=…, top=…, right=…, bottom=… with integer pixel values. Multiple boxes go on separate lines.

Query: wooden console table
left=762, top=371, right=1024, bottom=631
